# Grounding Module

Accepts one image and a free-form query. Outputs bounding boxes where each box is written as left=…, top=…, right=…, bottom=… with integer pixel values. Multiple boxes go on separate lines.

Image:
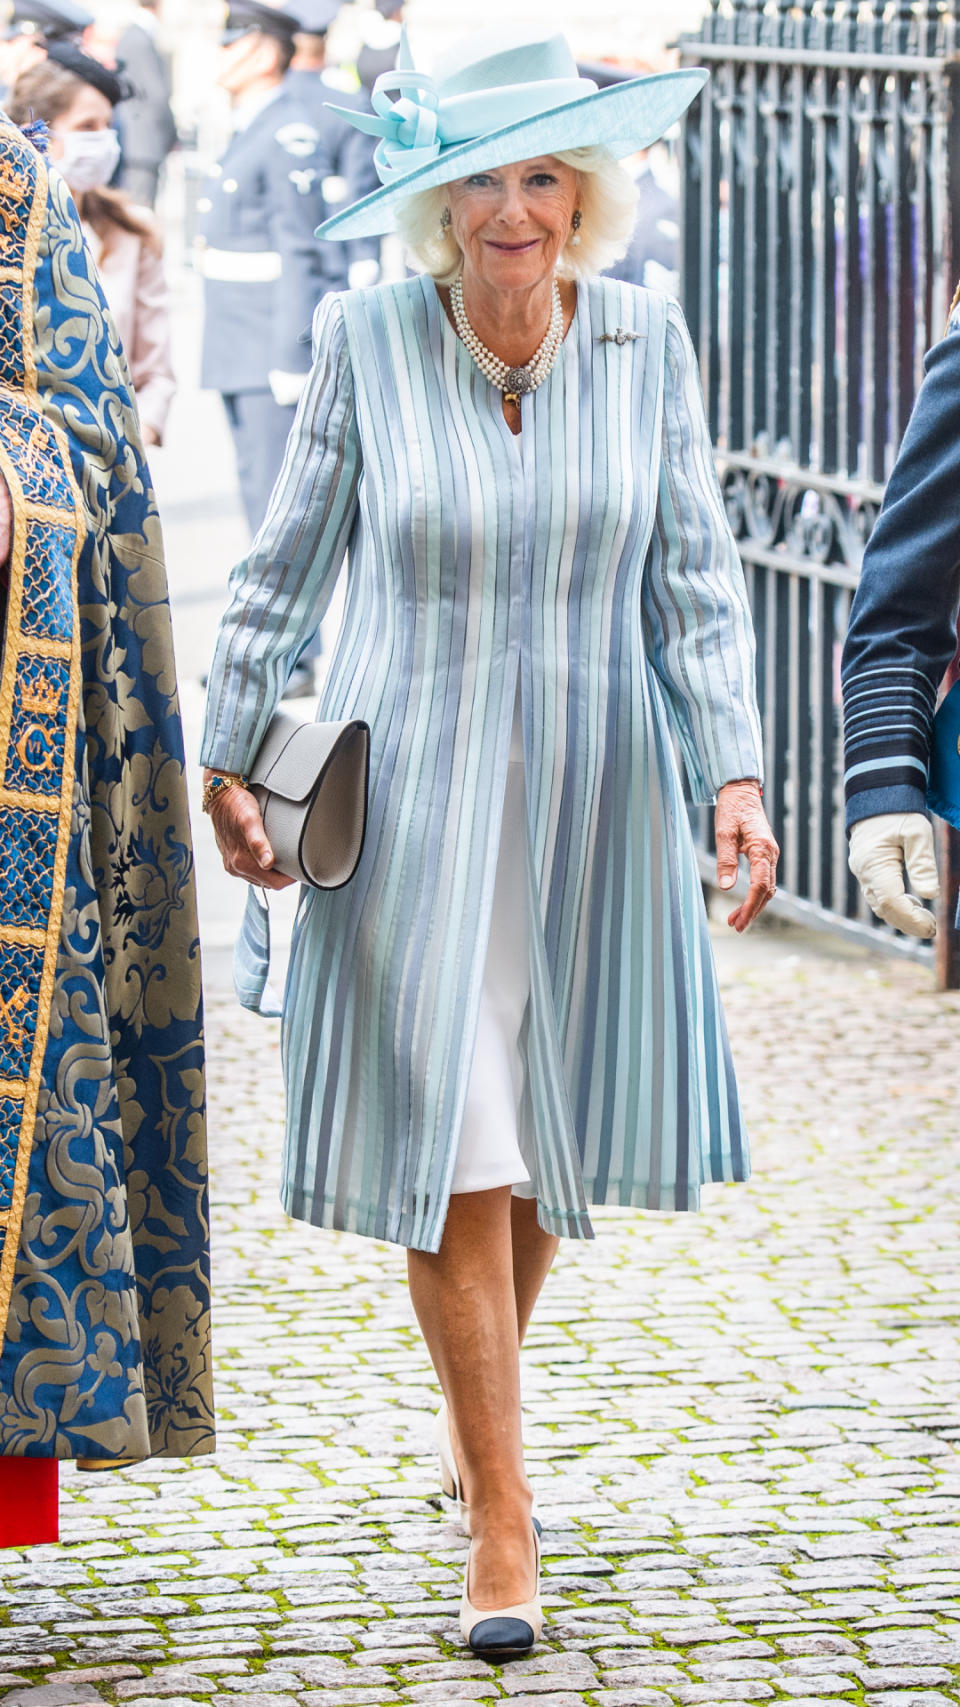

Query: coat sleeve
left=114, top=29, right=177, bottom=166
left=127, top=235, right=175, bottom=443
left=640, top=297, right=765, bottom=802
left=841, top=324, right=960, bottom=829
left=266, top=127, right=343, bottom=377
left=200, top=293, right=361, bottom=773
left=340, top=122, right=382, bottom=272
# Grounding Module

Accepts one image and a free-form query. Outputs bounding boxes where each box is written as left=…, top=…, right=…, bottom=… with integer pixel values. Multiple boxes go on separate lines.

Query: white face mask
left=55, top=128, right=122, bottom=193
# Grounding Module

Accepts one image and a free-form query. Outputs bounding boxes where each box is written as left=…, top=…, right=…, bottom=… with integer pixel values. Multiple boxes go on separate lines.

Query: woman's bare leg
left=511, top=1195, right=560, bottom=1343
left=407, top=1185, right=556, bottom=1611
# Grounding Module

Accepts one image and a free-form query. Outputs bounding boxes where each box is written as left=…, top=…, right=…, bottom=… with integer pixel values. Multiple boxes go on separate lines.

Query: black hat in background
left=45, top=38, right=133, bottom=104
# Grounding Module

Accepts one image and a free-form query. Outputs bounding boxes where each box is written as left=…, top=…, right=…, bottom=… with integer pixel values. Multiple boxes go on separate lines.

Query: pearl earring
left=571, top=209, right=583, bottom=247
left=437, top=207, right=451, bottom=241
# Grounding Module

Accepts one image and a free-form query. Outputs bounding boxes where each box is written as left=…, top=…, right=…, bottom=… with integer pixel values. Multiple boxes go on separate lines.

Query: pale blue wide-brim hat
left=317, top=26, right=708, bottom=242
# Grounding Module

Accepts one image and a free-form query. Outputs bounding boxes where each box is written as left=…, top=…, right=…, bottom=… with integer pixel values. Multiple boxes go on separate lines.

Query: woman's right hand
left=208, top=783, right=296, bottom=891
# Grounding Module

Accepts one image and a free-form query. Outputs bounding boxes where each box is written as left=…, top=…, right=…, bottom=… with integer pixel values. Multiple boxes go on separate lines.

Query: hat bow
left=355, top=68, right=442, bottom=183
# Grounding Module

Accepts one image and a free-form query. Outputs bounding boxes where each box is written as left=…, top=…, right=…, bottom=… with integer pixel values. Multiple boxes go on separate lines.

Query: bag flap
left=250, top=713, right=366, bottom=804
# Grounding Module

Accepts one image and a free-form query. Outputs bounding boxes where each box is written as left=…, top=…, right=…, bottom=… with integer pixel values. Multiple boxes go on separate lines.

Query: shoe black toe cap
left=468, top=1616, right=535, bottom=1654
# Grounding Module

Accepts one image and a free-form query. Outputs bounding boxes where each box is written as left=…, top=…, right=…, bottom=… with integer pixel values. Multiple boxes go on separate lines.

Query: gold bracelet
left=202, top=773, right=248, bottom=815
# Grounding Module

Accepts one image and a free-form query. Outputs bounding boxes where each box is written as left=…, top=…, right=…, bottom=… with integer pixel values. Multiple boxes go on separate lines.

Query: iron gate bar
left=718, top=450, right=885, bottom=504
left=679, top=0, right=960, bottom=965
left=687, top=44, right=946, bottom=70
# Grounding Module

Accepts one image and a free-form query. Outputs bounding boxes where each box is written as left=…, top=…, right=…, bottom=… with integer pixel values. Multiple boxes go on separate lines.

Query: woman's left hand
left=714, top=779, right=779, bottom=932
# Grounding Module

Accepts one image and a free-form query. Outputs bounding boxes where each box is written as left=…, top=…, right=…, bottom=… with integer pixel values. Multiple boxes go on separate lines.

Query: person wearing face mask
left=0, top=0, right=91, bottom=102
left=9, top=45, right=176, bottom=447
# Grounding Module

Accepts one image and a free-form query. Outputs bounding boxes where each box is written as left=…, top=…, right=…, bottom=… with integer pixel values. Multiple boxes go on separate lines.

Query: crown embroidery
left=21, top=671, right=61, bottom=720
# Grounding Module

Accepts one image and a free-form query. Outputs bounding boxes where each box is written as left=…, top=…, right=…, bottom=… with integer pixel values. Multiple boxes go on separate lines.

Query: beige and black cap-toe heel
left=459, top=1523, right=542, bottom=1655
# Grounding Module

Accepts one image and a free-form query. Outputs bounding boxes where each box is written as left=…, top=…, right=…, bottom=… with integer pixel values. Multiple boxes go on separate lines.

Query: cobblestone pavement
left=3, top=928, right=960, bottom=1705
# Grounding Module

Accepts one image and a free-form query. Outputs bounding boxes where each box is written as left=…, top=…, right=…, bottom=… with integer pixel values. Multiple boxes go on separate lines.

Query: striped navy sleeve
left=842, top=322, right=960, bottom=830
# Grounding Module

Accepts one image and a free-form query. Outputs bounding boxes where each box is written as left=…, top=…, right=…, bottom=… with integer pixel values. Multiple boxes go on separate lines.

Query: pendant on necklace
left=504, top=366, right=534, bottom=396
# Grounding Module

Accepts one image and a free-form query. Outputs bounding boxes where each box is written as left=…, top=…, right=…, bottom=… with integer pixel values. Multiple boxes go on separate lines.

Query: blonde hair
left=394, top=146, right=639, bottom=285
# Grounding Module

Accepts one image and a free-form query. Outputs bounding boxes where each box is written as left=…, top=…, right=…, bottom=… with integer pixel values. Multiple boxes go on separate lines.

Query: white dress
left=450, top=690, right=537, bottom=1198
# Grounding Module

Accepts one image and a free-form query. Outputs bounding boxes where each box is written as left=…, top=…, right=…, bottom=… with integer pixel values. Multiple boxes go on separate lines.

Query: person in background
left=9, top=45, right=176, bottom=446
left=356, top=0, right=402, bottom=96
left=285, top=0, right=381, bottom=289
left=0, top=106, right=210, bottom=1549
left=196, top=0, right=350, bottom=697
left=112, top=0, right=177, bottom=208
left=0, top=0, right=91, bottom=98
left=842, top=289, right=960, bottom=937
left=613, top=152, right=680, bottom=293
left=577, top=60, right=680, bottom=293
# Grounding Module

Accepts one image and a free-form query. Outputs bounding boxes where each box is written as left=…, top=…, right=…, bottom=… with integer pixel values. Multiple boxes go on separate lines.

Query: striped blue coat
left=201, top=274, right=764, bottom=1253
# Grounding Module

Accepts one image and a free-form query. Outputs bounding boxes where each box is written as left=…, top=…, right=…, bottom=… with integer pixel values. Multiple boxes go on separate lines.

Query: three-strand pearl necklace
left=450, top=273, right=564, bottom=406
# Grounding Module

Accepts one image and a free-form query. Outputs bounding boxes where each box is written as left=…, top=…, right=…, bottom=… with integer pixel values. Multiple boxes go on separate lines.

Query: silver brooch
left=598, top=328, right=643, bottom=346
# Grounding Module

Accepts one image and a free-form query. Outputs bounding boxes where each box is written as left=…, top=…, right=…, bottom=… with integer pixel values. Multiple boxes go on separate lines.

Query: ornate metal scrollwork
left=720, top=460, right=876, bottom=576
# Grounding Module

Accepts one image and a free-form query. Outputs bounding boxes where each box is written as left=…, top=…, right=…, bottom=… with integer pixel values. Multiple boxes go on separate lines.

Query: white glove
left=268, top=369, right=308, bottom=409
left=848, top=812, right=940, bottom=939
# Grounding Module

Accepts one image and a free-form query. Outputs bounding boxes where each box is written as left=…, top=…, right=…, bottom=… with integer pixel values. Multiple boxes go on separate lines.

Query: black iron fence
left=678, top=0, right=960, bottom=953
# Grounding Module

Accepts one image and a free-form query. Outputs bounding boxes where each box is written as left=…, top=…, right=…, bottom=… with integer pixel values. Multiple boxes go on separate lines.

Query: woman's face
left=447, top=156, right=579, bottom=295
left=48, top=83, right=113, bottom=160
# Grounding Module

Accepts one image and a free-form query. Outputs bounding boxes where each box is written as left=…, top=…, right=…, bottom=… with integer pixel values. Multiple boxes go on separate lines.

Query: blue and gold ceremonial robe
left=202, top=275, right=764, bottom=1254
left=0, top=119, right=212, bottom=1462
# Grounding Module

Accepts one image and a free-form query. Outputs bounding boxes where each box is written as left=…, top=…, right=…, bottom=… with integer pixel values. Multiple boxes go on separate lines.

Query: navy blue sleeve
left=842, top=324, right=960, bottom=828
left=266, top=136, right=345, bottom=375
left=339, top=119, right=382, bottom=271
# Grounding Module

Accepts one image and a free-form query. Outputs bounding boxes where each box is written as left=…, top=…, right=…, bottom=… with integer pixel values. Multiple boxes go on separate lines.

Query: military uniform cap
left=221, top=1, right=299, bottom=44
left=1, top=0, right=93, bottom=39
left=291, top=0, right=340, bottom=33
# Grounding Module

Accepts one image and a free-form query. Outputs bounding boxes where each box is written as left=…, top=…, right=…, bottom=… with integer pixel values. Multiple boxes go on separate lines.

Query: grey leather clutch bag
left=248, top=711, right=370, bottom=888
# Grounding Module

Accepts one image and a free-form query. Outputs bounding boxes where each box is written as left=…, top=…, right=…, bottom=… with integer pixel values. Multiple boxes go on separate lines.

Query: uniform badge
left=275, top=122, right=319, bottom=159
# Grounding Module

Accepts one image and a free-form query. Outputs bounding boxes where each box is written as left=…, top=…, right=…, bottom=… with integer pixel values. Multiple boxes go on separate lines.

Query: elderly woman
left=201, top=28, right=778, bottom=1655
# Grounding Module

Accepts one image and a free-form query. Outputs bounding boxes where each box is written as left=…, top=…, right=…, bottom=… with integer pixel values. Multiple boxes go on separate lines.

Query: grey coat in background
left=114, top=20, right=177, bottom=207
